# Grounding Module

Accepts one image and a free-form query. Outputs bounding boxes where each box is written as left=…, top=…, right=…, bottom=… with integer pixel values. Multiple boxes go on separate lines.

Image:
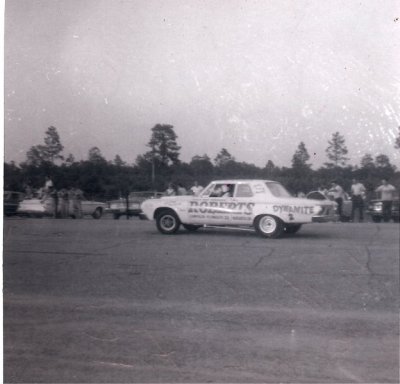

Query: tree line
left=4, top=125, right=400, bottom=200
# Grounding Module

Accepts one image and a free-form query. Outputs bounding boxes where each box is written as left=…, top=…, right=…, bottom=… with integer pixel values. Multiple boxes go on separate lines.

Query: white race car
left=141, top=179, right=338, bottom=238
left=17, top=196, right=107, bottom=219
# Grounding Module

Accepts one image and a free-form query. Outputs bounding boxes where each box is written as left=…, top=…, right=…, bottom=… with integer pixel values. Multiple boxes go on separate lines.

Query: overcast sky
left=4, top=0, right=400, bottom=168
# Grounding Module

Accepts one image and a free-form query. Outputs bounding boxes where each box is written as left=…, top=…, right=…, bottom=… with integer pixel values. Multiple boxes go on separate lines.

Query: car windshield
left=265, top=182, right=292, bottom=198
left=307, top=191, right=326, bottom=200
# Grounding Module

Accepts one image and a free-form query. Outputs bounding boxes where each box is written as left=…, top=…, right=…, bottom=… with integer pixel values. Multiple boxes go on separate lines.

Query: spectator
left=190, top=181, right=204, bottom=196
left=328, top=181, right=346, bottom=221
left=375, top=179, right=397, bottom=222
left=165, top=183, right=176, bottom=196
left=318, top=186, right=328, bottom=197
left=350, top=178, right=366, bottom=222
left=24, top=184, right=34, bottom=199
left=44, top=176, right=54, bottom=193
left=43, top=185, right=58, bottom=218
left=58, top=188, right=70, bottom=218
left=177, top=183, right=188, bottom=195
left=70, top=187, right=83, bottom=219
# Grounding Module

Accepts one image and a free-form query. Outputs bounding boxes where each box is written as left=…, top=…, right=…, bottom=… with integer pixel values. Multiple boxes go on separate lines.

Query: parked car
left=4, top=191, right=24, bottom=216
left=140, top=179, right=338, bottom=238
left=307, top=190, right=352, bottom=221
left=106, top=191, right=163, bottom=219
left=366, top=192, right=400, bottom=223
left=16, top=196, right=107, bottom=219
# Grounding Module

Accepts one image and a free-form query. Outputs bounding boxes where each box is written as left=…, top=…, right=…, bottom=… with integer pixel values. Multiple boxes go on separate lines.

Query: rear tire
left=92, top=208, right=103, bottom=219
left=254, top=215, right=284, bottom=238
left=156, top=210, right=181, bottom=234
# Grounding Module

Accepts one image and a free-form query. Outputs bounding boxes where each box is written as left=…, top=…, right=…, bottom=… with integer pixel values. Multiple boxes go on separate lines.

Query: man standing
left=58, top=188, right=69, bottom=218
left=70, top=187, right=83, bottom=219
left=375, top=179, right=397, bottom=222
left=190, top=181, right=203, bottom=196
left=350, top=178, right=366, bottom=222
left=328, top=181, right=346, bottom=221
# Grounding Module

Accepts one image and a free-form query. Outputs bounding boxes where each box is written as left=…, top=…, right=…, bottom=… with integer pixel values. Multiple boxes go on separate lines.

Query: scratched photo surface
left=3, top=0, right=400, bottom=383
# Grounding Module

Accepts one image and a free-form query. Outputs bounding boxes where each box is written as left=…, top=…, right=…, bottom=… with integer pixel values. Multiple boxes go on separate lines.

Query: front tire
left=156, top=210, right=181, bottom=234
left=254, top=215, right=284, bottom=238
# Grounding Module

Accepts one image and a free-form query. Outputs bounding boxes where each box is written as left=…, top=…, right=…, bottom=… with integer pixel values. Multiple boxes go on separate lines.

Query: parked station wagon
left=141, top=179, right=339, bottom=238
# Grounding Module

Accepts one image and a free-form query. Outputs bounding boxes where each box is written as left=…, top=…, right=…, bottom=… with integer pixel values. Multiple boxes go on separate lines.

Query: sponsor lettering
left=273, top=205, right=314, bottom=215
left=189, top=201, right=255, bottom=215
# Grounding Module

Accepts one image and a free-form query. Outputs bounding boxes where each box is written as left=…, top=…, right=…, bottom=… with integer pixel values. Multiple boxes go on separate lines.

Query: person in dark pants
left=58, top=188, right=69, bottom=218
left=350, top=178, right=366, bottom=222
left=328, top=181, right=345, bottom=221
left=375, top=179, right=397, bottom=222
left=47, top=186, right=58, bottom=218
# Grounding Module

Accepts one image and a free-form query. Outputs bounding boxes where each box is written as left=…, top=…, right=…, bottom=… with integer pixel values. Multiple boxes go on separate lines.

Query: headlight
left=315, top=205, right=324, bottom=215
left=369, top=202, right=383, bottom=211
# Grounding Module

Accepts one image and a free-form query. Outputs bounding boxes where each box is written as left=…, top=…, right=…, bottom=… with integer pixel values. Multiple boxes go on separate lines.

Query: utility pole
left=151, top=146, right=155, bottom=191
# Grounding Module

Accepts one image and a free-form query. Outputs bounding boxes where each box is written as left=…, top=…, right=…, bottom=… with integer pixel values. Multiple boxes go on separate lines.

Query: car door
left=184, top=183, right=236, bottom=225
left=229, top=183, right=255, bottom=225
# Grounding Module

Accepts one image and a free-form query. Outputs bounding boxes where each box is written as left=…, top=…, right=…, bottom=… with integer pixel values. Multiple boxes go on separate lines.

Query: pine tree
left=145, top=124, right=181, bottom=166
left=325, top=132, right=349, bottom=167
left=291, top=142, right=311, bottom=169
left=26, top=126, right=64, bottom=165
left=214, top=148, right=235, bottom=167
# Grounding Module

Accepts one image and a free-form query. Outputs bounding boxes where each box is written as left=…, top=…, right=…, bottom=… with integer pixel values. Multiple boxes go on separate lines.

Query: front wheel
left=254, top=215, right=284, bottom=238
left=156, top=210, right=181, bottom=234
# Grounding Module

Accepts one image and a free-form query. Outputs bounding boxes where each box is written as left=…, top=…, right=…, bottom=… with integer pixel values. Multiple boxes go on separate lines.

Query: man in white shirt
left=190, top=181, right=203, bottom=196
left=350, top=178, right=366, bottom=222
left=375, top=179, right=397, bottom=222
left=328, top=181, right=346, bottom=221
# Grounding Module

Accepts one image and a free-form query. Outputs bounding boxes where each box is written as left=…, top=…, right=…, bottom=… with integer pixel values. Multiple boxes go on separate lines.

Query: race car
left=140, top=179, right=339, bottom=238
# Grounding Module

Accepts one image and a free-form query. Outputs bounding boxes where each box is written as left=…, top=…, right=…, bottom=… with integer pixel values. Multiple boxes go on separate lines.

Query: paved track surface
left=3, top=218, right=400, bottom=383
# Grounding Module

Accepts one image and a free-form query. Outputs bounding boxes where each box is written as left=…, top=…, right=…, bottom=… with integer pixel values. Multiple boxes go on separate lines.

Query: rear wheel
left=254, top=215, right=284, bottom=238
left=156, top=210, right=181, bottom=234
left=183, top=224, right=201, bottom=232
left=92, top=208, right=103, bottom=219
left=284, top=224, right=302, bottom=234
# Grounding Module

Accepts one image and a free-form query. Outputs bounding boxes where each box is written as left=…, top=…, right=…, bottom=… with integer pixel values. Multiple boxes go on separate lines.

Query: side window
left=236, top=184, right=253, bottom=198
left=209, top=184, right=234, bottom=198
